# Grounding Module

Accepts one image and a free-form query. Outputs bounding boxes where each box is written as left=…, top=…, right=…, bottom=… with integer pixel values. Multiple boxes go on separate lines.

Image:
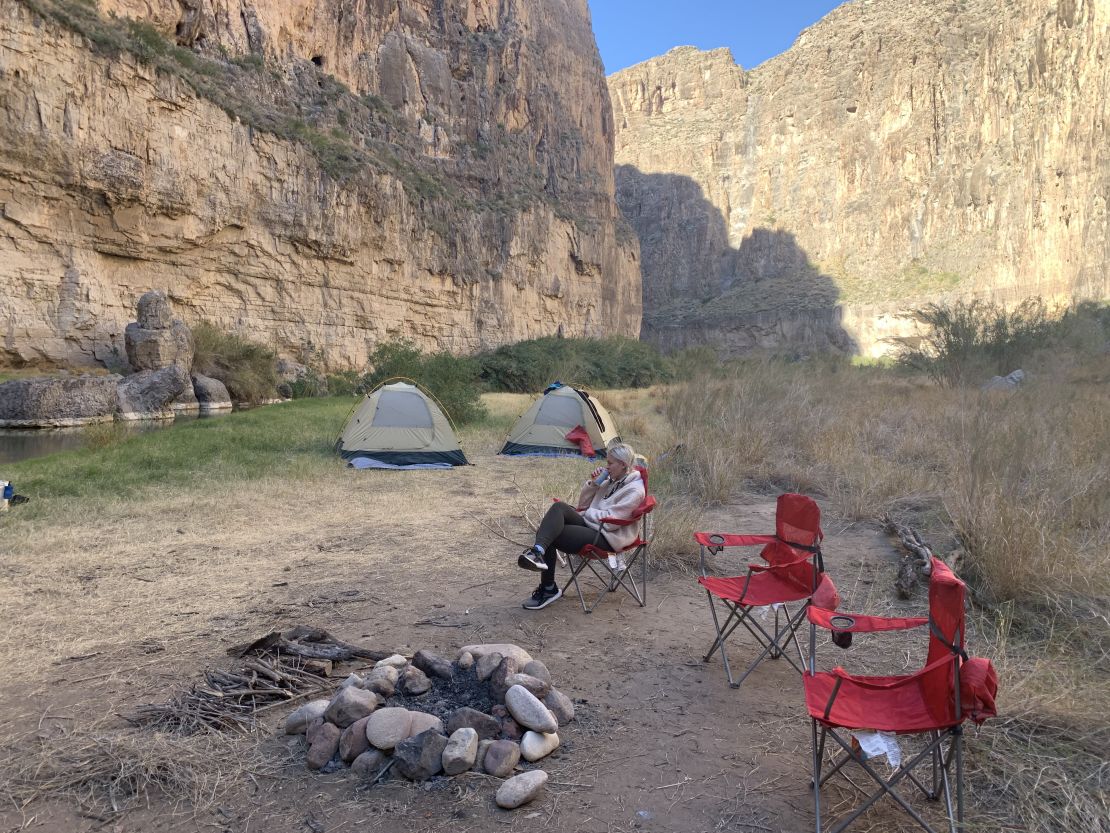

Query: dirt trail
left=0, top=449, right=931, bottom=833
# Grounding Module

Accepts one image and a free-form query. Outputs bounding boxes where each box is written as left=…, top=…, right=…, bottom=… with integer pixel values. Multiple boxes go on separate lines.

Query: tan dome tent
left=337, top=381, right=468, bottom=468
left=499, top=383, right=620, bottom=458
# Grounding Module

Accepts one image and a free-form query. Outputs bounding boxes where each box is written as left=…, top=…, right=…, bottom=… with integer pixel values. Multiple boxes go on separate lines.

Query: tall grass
left=191, top=323, right=279, bottom=404
left=661, top=357, right=1109, bottom=603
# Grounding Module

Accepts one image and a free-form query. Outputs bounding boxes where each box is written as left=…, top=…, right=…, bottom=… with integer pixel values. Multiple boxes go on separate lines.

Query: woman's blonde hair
left=608, top=442, right=643, bottom=468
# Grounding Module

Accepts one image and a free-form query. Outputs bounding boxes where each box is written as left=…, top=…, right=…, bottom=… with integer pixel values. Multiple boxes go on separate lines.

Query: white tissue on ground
left=756, top=603, right=785, bottom=621
left=852, top=730, right=903, bottom=769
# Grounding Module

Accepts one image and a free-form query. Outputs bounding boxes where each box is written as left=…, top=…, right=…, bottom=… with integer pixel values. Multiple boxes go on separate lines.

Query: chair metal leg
left=790, top=603, right=808, bottom=667
left=739, top=608, right=809, bottom=675
left=704, top=602, right=749, bottom=661
left=955, top=727, right=964, bottom=830
left=640, top=546, right=647, bottom=605
left=824, top=728, right=949, bottom=833
left=561, top=554, right=592, bottom=614
left=569, top=553, right=647, bottom=614
left=932, top=732, right=941, bottom=797
left=812, top=719, right=823, bottom=833
left=703, top=591, right=738, bottom=686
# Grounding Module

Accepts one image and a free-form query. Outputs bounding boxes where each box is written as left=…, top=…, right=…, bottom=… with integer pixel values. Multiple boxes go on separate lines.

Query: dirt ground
left=0, top=439, right=947, bottom=833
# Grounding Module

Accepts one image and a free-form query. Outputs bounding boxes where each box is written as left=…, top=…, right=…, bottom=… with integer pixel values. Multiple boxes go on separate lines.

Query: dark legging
left=534, top=501, right=614, bottom=586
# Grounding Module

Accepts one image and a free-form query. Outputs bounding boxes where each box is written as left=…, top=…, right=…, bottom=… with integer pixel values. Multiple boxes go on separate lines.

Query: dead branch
left=883, top=516, right=935, bottom=599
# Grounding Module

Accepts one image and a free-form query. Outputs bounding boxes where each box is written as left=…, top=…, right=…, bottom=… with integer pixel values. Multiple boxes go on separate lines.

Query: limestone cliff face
left=609, top=0, right=1108, bottom=355
left=0, top=0, right=640, bottom=369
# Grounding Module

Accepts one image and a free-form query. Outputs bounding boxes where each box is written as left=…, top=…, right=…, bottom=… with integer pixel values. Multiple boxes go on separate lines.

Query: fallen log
left=226, top=627, right=392, bottom=662
left=884, top=517, right=935, bottom=599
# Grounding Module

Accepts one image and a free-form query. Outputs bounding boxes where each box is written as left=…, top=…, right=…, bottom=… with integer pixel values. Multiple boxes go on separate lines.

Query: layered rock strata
left=0, top=0, right=640, bottom=370
left=609, top=0, right=1109, bottom=355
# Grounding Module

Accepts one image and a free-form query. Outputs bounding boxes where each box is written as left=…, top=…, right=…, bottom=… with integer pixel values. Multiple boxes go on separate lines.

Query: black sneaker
left=522, top=583, right=562, bottom=610
left=518, top=547, right=547, bottom=572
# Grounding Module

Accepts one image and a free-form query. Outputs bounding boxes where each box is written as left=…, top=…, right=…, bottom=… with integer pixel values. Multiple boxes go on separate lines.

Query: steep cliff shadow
left=615, top=165, right=857, bottom=355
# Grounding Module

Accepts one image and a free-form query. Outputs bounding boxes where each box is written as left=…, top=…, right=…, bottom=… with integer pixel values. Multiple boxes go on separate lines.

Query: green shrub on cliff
left=191, top=323, right=279, bottom=405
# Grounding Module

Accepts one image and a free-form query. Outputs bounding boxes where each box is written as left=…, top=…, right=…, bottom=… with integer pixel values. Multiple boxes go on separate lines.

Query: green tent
left=499, top=384, right=620, bottom=458
left=337, top=381, right=468, bottom=467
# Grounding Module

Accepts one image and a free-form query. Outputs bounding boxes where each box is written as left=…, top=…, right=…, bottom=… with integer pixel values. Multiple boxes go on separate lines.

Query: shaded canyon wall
left=0, top=0, right=640, bottom=369
left=609, top=0, right=1108, bottom=355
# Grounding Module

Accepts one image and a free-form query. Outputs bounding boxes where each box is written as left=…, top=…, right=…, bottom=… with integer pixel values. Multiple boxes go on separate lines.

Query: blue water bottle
left=593, top=470, right=609, bottom=487
left=2, top=482, right=12, bottom=501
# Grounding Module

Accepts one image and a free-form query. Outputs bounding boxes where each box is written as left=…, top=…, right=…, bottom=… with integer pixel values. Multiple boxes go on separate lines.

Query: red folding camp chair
left=804, top=557, right=998, bottom=833
left=560, top=465, right=656, bottom=614
left=695, top=494, right=839, bottom=688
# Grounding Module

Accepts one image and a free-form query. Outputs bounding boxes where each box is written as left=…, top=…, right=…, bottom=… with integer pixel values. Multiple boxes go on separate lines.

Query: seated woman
left=517, top=442, right=646, bottom=610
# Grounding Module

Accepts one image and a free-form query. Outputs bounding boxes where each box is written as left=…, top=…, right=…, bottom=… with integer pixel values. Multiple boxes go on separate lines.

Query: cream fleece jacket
left=576, top=470, right=646, bottom=551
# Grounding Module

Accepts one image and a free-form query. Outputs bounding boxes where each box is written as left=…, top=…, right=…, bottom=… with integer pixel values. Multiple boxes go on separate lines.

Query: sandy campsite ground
left=0, top=404, right=944, bottom=833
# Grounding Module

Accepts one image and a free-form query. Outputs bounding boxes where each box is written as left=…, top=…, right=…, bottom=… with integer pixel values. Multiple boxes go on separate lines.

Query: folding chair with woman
left=516, top=444, right=653, bottom=613
left=560, top=472, right=655, bottom=613
left=803, top=557, right=998, bottom=833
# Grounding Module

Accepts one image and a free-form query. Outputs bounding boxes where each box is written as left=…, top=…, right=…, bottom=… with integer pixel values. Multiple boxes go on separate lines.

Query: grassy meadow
left=1, top=336, right=1107, bottom=831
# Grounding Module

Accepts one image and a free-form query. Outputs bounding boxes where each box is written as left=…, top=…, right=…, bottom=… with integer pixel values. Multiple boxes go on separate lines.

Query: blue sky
left=590, top=1, right=847, bottom=74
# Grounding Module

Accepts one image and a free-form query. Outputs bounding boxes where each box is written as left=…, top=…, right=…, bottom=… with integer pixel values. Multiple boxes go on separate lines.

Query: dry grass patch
left=0, top=717, right=273, bottom=820
left=969, top=612, right=1110, bottom=831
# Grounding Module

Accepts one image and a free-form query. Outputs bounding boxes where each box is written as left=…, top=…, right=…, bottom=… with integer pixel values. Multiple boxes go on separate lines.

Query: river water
left=0, top=411, right=228, bottom=466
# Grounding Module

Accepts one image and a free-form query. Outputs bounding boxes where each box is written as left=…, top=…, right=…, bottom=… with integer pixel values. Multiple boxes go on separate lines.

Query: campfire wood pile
left=285, top=642, right=575, bottom=810
left=130, top=627, right=388, bottom=734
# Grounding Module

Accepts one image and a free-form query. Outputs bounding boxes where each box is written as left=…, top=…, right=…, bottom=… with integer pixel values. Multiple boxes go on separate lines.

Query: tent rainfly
left=499, top=383, right=620, bottom=458
left=336, top=381, right=468, bottom=468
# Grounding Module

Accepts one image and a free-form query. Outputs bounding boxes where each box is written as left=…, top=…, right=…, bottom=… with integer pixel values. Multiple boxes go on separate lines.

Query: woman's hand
left=590, top=466, right=606, bottom=481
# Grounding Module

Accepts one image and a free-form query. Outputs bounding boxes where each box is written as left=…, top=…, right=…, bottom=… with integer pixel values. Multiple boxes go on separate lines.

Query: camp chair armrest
left=694, top=532, right=777, bottom=548
left=808, top=606, right=929, bottom=632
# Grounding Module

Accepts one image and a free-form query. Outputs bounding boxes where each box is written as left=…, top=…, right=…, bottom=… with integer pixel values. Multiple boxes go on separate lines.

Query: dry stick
left=474, top=515, right=529, bottom=548
left=371, top=759, right=395, bottom=785
left=884, top=516, right=935, bottom=599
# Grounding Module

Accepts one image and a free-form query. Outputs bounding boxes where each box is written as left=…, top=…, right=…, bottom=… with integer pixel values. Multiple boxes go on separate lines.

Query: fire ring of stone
left=284, top=644, right=575, bottom=810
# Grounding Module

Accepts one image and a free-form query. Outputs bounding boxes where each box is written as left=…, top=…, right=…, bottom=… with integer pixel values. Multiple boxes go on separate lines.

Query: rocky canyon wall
left=609, top=0, right=1108, bottom=356
left=0, top=0, right=640, bottom=370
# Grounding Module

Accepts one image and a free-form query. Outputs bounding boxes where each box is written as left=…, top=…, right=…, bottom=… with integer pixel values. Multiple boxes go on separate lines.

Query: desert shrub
left=191, top=323, right=279, bottom=405
left=362, top=341, right=487, bottom=425
left=324, top=371, right=361, bottom=397
left=287, top=369, right=328, bottom=399
left=894, top=298, right=1056, bottom=385
left=477, top=337, right=669, bottom=392
left=667, top=345, right=720, bottom=381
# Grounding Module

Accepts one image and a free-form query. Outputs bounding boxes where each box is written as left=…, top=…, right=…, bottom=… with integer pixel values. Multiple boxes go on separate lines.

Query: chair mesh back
left=923, top=558, right=966, bottom=724
left=775, top=493, right=823, bottom=548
